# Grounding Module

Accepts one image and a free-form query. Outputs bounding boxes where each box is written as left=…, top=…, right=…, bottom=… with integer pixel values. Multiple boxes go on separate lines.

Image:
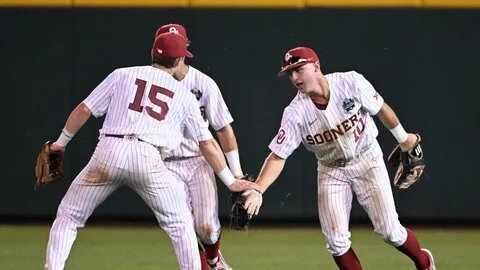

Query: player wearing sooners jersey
left=155, top=24, right=241, bottom=270
left=43, top=32, right=258, bottom=270
left=243, top=47, right=436, bottom=270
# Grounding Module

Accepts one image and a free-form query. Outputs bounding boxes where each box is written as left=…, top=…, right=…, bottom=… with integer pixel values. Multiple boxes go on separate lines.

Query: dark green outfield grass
left=0, top=225, right=478, bottom=269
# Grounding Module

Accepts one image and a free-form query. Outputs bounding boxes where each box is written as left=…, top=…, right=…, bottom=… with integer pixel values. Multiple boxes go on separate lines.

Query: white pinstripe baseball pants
left=317, top=141, right=407, bottom=256
left=164, top=156, right=221, bottom=245
left=44, top=137, right=200, bottom=270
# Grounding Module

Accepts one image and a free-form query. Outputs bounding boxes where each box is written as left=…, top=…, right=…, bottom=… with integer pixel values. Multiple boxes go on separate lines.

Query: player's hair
left=152, top=55, right=178, bottom=68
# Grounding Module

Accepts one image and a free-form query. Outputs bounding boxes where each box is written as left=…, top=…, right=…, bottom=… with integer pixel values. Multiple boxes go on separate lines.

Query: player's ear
left=314, top=61, right=321, bottom=72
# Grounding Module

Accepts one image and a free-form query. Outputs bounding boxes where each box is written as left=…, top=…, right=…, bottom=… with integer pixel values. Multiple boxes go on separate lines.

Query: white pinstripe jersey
left=165, top=66, right=234, bottom=158
left=83, top=65, right=213, bottom=149
left=269, top=71, right=384, bottom=164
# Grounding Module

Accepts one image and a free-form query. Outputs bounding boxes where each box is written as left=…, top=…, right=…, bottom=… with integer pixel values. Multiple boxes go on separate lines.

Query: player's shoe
left=209, top=251, right=233, bottom=270
left=421, top=248, right=436, bottom=270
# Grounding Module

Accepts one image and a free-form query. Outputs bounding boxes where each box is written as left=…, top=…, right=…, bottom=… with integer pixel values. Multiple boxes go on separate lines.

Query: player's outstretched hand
left=399, top=133, right=418, bottom=152
left=243, top=190, right=263, bottom=216
left=228, top=180, right=260, bottom=193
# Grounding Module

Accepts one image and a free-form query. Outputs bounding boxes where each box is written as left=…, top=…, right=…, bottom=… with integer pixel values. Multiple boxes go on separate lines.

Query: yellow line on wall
left=424, top=0, right=480, bottom=7
left=306, top=0, right=422, bottom=7
left=0, top=0, right=70, bottom=6
left=189, top=0, right=304, bottom=8
left=1, top=0, right=480, bottom=8
left=74, top=0, right=188, bottom=7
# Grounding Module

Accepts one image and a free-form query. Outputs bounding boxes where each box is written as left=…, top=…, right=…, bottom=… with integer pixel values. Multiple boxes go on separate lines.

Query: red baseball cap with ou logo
left=155, top=24, right=188, bottom=41
left=278, top=47, right=319, bottom=76
left=151, top=32, right=193, bottom=58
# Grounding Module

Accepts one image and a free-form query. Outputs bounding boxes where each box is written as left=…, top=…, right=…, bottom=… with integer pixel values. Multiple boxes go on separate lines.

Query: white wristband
left=225, top=150, right=243, bottom=176
left=389, top=123, right=408, bottom=143
left=55, top=128, right=75, bottom=147
left=217, top=167, right=236, bottom=187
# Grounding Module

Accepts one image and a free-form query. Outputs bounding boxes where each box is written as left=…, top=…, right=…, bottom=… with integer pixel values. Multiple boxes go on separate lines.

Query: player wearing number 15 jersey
left=43, top=32, right=259, bottom=270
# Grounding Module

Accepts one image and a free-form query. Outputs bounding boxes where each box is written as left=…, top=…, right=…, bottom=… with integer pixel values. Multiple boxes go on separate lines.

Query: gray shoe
left=422, top=248, right=436, bottom=270
left=210, top=251, right=233, bottom=270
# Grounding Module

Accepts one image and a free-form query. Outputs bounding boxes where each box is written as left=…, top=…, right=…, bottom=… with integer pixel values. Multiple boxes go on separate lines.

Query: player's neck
left=174, top=63, right=189, bottom=81
left=152, top=63, right=176, bottom=76
left=308, top=76, right=330, bottom=105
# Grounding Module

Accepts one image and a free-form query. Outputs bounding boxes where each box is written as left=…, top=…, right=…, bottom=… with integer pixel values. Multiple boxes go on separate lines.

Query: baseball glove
left=387, top=134, right=425, bottom=189
left=229, top=174, right=255, bottom=231
left=35, top=141, right=64, bottom=188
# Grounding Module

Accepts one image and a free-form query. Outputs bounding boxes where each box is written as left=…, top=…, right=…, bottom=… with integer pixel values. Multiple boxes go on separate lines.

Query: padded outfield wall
left=1, top=4, right=479, bottom=223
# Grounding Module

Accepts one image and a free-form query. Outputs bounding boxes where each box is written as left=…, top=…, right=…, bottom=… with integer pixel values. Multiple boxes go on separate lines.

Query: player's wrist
left=389, top=123, right=408, bottom=144
left=255, top=185, right=267, bottom=194
left=242, top=188, right=262, bottom=196
left=252, top=188, right=263, bottom=195
left=225, top=149, right=243, bottom=176
left=55, top=128, right=75, bottom=147
left=217, top=167, right=236, bottom=187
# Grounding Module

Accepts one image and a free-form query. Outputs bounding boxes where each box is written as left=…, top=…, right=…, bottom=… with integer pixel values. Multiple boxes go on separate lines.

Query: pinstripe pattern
left=44, top=65, right=212, bottom=270
left=318, top=142, right=406, bottom=256
left=166, top=156, right=220, bottom=244
left=269, top=71, right=407, bottom=256
left=164, top=66, right=232, bottom=245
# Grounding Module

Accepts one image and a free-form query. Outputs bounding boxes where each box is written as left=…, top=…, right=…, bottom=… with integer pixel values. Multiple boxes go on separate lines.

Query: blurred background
left=2, top=1, right=480, bottom=269
left=1, top=0, right=479, bottom=226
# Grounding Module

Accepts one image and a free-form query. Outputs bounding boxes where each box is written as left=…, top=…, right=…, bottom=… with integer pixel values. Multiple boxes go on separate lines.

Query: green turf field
left=0, top=225, right=478, bottom=269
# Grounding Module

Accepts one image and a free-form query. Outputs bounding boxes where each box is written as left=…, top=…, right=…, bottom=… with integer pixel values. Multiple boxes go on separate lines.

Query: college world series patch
left=343, top=98, right=355, bottom=113
left=190, top=89, right=202, bottom=100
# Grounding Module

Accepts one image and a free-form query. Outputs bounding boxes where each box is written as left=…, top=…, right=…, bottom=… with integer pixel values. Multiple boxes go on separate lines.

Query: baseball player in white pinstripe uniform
left=243, top=47, right=436, bottom=270
left=43, top=32, right=258, bottom=270
left=155, top=24, right=241, bottom=270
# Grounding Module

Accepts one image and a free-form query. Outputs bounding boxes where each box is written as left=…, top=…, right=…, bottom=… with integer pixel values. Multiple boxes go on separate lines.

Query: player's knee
left=56, top=205, right=87, bottom=227
left=375, top=226, right=407, bottom=247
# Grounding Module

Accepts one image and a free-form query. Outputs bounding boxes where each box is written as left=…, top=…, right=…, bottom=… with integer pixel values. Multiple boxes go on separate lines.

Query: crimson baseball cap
left=155, top=24, right=188, bottom=41
left=278, top=47, right=319, bottom=76
left=151, top=32, right=193, bottom=58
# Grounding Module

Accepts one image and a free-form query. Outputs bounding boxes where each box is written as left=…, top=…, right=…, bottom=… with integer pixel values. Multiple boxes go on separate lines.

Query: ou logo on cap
left=169, top=27, right=179, bottom=34
left=285, top=52, right=292, bottom=62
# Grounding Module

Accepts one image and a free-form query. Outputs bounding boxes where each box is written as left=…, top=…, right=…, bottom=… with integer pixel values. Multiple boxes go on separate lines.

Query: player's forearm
left=200, top=138, right=247, bottom=189
left=199, top=139, right=227, bottom=173
left=377, top=102, right=400, bottom=129
left=55, top=102, right=92, bottom=147
left=216, top=125, right=243, bottom=176
left=64, top=103, right=92, bottom=134
left=255, top=152, right=286, bottom=193
left=216, top=125, right=238, bottom=152
left=377, top=102, right=410, bottom=144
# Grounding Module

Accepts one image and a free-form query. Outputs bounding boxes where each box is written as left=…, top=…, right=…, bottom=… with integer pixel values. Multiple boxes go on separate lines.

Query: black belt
left=164, top=156, right=199, bottom=161
left=104, top=134, right=145, bottom=143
